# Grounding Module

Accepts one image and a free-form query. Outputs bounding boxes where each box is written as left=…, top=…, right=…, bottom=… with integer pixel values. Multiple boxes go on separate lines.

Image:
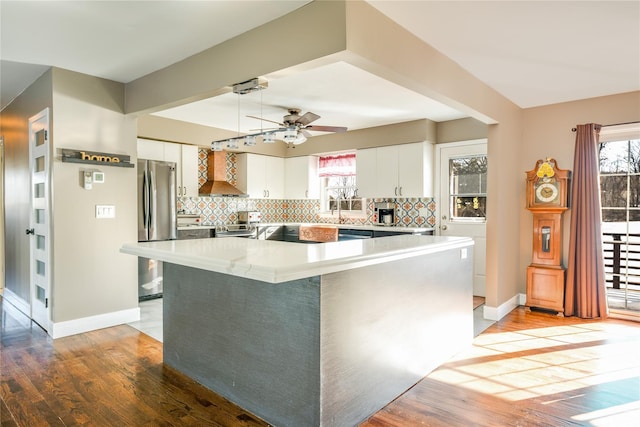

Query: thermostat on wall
left=92, top=171, right=105, bottom=183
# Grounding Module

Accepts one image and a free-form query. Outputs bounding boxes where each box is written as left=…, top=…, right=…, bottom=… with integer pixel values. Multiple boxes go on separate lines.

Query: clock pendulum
left=525, top=158, right=571, bottom=316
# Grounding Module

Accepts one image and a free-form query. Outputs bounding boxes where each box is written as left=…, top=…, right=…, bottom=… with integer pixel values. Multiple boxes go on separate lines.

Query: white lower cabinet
left=285, top=156, right=319, bottom=199
left=237, top=153, right=284, bottom=199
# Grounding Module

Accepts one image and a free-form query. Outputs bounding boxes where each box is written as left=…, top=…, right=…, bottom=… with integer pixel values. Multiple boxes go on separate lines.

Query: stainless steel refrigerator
left=138, top=159, right=177, bottom=300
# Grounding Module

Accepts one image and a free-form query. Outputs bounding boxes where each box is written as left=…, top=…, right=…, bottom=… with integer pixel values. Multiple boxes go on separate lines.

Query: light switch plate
left=419, top=207, right=430, bottom=217
left=96, top=205, right=115, bottom=219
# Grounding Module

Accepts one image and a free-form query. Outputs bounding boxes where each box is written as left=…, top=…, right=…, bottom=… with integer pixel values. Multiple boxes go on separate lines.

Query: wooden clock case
left=525, top=159, right=571, bottom=316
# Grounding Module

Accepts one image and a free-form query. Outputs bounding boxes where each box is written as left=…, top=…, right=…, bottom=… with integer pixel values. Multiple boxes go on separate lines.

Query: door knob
left=25, top=228, right=35, bottom=235
left=441, top=225, right=448, bottom=231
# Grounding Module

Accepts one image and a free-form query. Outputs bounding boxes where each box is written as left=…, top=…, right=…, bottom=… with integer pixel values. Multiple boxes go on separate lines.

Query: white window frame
left=318, top=159, right=366, bottom=220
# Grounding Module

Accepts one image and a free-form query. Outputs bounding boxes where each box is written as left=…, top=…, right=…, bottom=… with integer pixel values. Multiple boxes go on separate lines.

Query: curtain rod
left=572, top=121, right=639, bottom=132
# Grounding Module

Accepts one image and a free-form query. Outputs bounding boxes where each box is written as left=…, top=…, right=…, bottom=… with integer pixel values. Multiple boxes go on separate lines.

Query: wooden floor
left=473, top=295, right=485, bottom=309
left=2, top=298, right=639, bottom=427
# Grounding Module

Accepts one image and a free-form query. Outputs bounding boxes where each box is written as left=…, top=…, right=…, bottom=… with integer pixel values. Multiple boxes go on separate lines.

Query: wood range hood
left=198, top=151, right=247, bottom=197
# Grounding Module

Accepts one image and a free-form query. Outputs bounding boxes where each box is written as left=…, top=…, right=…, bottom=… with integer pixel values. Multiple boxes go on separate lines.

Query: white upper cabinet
left=137, top=138, right=165, bottom=161
left=137, top=139, right=200, bottom=198
left=285, top=156, right=319, bottom=199
left=237, top=153, right=285, bottom=199
left=179, top=144, right=199, bottom=197
left=355, top=148, right=378, bottom=198
left=356, top=142, right=433, bottom=198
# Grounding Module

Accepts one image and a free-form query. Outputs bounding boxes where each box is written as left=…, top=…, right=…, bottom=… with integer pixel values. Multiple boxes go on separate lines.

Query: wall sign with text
left=61, top=149, right=134, bottom=168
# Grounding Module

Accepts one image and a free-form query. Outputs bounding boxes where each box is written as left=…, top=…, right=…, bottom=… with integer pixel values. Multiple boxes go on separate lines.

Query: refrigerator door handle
left=149, top=169, right=156, bottom=235
left=142, top=169, right=149, bottom=230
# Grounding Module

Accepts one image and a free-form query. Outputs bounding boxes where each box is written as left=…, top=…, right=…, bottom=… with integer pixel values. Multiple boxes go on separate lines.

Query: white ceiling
left=1, top=1, right=638, bottom=134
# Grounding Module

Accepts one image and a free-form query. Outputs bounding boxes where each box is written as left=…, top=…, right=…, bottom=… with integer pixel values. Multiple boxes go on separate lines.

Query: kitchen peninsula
left=121, top=235, right=474, bottom=427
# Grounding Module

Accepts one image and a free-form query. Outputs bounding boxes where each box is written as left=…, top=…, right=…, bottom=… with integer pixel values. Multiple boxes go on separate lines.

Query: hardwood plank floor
left=2, top=296, right=639, bottom=426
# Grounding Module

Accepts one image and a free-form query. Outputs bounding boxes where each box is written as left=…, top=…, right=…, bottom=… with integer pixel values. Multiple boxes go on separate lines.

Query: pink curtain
left=565, top=123, right=608, bottom=318
left=318, top=154, right=356, bottom=177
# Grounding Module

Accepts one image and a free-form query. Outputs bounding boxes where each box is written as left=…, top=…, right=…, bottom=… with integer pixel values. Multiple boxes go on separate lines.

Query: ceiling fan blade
left=249, top=127, right=280, bottom=132
left=296, top=112, right=320, bottom=126
left=305, top=125, right=348, bottom=133
left=301, top=129, right=312, bottom=138
left=246, top=115, right=283, bottom=126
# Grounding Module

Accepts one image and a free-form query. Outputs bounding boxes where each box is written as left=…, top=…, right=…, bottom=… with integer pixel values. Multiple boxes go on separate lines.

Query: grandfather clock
left=525, top=158, right=571, bottom=316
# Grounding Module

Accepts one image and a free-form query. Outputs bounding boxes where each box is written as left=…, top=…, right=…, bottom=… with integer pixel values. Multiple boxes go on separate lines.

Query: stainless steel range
left=215, top=224, right=257, bottom=238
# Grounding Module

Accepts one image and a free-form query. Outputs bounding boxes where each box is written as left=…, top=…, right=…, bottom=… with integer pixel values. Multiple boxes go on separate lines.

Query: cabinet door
left=355, top=148, right=378, bottom=198
left=376, top=145, right=400, bottom=197
left=265, top=156, right=285, bottom=199
left=163, top=143, right=182, bottom=195
left=285, top=156, right=319, bottom=199
left=180, top=144, right=199, bottom=197
left=398, top=142, right=430, bottom=197
left=137, top=138, right=165, bottom=161
left=237, top=153, right=267, bottom=198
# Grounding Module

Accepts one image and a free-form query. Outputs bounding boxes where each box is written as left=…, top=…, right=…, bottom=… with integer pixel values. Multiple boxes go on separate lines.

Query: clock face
left=535, top=181, right=559, bottom=204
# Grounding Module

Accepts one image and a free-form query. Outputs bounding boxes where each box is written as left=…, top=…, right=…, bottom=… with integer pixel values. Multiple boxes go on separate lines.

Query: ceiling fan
left=247, top=108, right=347, bottom=145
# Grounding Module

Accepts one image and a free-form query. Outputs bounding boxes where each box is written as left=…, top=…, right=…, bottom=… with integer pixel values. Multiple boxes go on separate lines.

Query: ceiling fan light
left=244, top=135, right=256, bottom=146
left=293, top=133, right=307, bottom=145
left=262, top=132, right=276, bottom=144
left=211, top=141, right=224, bottom=151
left=282, top=128, right=297, bottom=144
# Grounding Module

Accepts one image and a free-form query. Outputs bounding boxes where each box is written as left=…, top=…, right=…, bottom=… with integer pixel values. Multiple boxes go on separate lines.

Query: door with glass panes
left=437, top=140, right=487, bottom=297
left=29, top=109, right=51, bottom=330
left=599, top=131, right=640, bottom=314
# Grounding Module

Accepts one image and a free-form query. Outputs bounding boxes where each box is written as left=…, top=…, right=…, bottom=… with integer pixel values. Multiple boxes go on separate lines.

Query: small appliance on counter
left=238, top=210, right=262, bottom=224
left=375, top=202, right=396, bottom=226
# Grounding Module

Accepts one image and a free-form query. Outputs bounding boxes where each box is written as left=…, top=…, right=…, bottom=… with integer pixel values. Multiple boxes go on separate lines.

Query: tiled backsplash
left=183, top=149, right=436, bottom=227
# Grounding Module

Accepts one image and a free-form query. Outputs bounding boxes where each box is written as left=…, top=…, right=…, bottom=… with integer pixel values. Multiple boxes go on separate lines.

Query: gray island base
left=160, top=240, right=473, bottom=426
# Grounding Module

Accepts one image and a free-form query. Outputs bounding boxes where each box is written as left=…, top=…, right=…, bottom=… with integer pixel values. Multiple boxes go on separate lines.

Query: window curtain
left=318, top=154, right=356, bottom=177
left=565, top=123, right=608, bottom=318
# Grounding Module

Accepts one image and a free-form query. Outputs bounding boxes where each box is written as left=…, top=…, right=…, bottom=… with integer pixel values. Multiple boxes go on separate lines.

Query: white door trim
left=29, top=108, right=52, bottom=332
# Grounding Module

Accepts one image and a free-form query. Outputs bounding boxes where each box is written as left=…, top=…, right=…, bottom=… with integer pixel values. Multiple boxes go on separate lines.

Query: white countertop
left=121, top=235, right=472, bottom=283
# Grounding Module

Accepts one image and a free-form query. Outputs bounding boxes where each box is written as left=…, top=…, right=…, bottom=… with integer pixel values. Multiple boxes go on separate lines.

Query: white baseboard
left=50, top=307, right=141, bottom=339
left=2, top=288, right=30, bottom=316
left=483, top=293, right=526, bottom=321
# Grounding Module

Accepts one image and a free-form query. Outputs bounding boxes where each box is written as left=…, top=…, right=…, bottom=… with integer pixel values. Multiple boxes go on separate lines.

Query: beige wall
left=437, top=118, right=488, bottom=144
left=0, top=69, right=53, bottom=302
left=518, top=91, right=640, bottom=294
left=50, top=68, right=138, bottom=322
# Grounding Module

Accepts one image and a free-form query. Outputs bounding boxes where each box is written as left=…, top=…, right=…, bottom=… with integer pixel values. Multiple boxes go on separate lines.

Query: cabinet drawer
left=177, top=229, right=212, bottom=240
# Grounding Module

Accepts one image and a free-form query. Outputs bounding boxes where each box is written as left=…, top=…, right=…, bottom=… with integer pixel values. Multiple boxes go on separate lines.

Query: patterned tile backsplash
left=185, top=149, right=436, bottom=228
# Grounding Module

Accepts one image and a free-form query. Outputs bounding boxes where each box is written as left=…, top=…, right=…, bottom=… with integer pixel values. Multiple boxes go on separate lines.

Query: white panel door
left=437, top=140, right=487, bottom=297
left=29, top=108, right=51, bottom=330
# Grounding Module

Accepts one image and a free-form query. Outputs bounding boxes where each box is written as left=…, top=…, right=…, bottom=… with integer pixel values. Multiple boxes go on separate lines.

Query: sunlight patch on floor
left=428, top=323, right=640, bottom=403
